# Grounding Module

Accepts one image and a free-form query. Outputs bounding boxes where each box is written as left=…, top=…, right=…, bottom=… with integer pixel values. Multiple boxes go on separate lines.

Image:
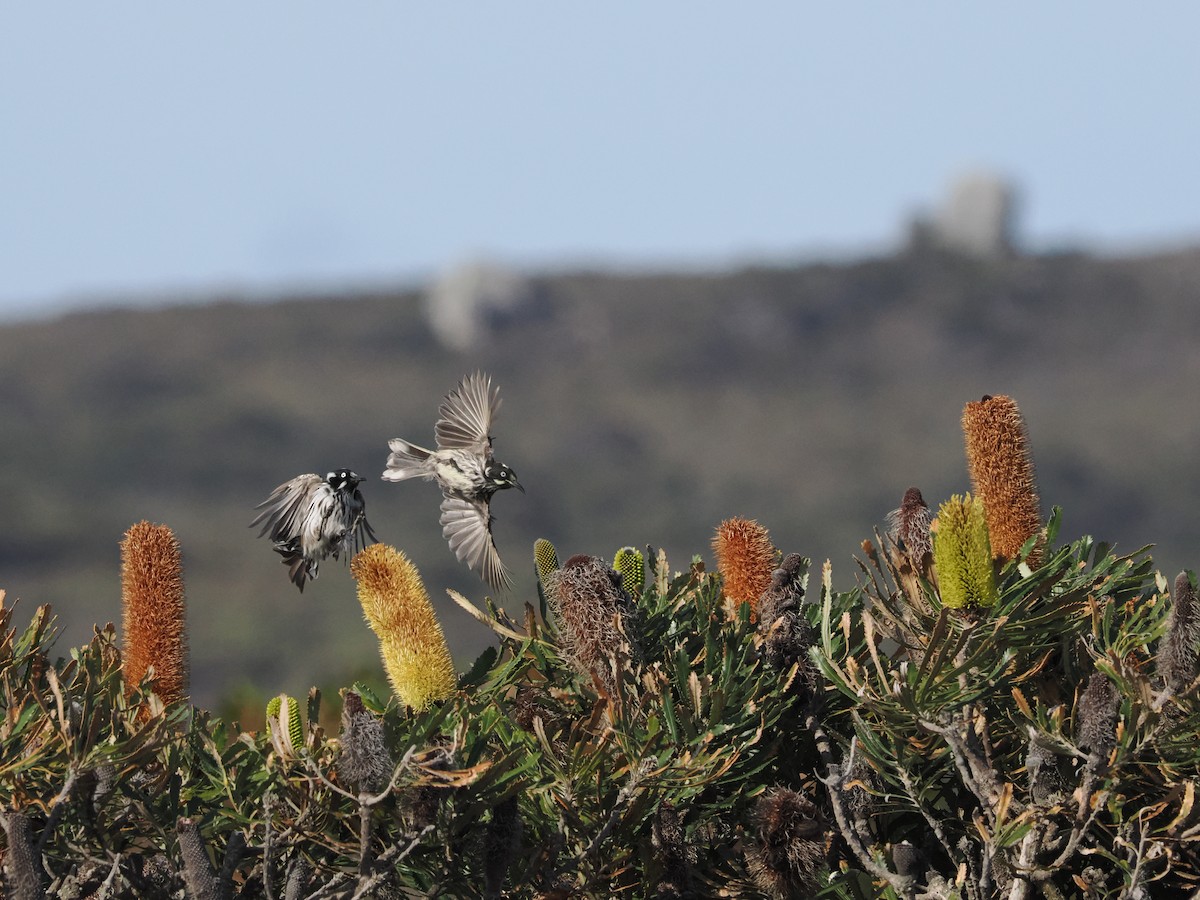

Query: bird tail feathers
left=382, top=438, right=433, bottom=482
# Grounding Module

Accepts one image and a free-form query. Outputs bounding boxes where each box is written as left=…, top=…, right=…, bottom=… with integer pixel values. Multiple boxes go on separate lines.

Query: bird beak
left=515, top=480, right=526, bottom=494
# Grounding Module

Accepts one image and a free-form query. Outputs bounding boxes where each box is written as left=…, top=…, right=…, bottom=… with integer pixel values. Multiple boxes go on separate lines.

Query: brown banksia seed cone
left=545, top=555, right=639, bottom=697
left=962, top=394, right=1043, bottom=566
left=1076, top=671, right=1119, bottom=755
left=121, top=521, right=189, bottom=708
left=339, top=690, right=393, bottom=794
left=886, top=487, right=933, bottom=571
left=1157, top=571, right=1200, bottom=693
left=745, top=787, right=826, bottom=899
left=713, top=517, right=778, bottom=621
left=352, top=544, right=456, bottom=710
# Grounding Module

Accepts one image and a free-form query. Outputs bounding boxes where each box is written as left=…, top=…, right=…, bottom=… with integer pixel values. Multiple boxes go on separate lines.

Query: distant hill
left=3, top=245, right=1199, bottom=708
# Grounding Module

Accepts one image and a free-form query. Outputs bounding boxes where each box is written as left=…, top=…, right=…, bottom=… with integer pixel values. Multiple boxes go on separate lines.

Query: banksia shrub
left=120, top=520, right=189, bottom=707
left=932, top=493, right=998, bottom=609
left=962, top=394, right=1043, bottom=565
left=886, top=486, right=933, bottom=570
left=351, top=543, right=456, bottom=710
left=613, top=546, right=645, bottom=598
left=544, top=554, right=638, bottom=696
left=713, top=517, right=777, bottom=620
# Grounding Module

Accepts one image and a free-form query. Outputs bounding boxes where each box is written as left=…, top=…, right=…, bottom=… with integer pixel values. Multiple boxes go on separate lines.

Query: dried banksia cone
left=886, top=487, right=933, bottom=570
left=713, top=517, right=778, bottom=620
left=1157, top=571, right=1200, bottom=693
left=121, top=521, right=189, bottom=707
left=338, top=690, right=393, bottom=794
left=1, top=810, right=44, bottom=900
left=483, top=795, right=522, bottom=899
left=744, top=787, right=826, bottom=899
left=534, top=538, right=560, bottom=587
left=757, top=555, right=818, bottom=698
left=266, top=694, right=305, bottom=759
left=544, top=555, right=639, bottom=696
left=962, top=394, right=1043, bottom=565
left=352, top=544, right=456, bottom=710
left=932, top=494, right=998, bottom=609
left=613, top=546, right=645, bottom=598
left=1076, top=671, right=1119, bottom=755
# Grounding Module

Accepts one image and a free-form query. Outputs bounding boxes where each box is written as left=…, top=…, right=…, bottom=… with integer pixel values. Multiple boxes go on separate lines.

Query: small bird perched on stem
left=251, top=469, right=377, bottom=592
left=382, top=372, right=523, bottom=592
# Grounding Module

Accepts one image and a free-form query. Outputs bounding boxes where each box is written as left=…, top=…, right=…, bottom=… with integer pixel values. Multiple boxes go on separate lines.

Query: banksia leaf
left=713, top=517, right=778, bottom=620
left=266, top=694, right=305, bottom=758
left=613, top=546, right=645, bottom=598
left=886, top=487, right=933, bottom=570
left=534, top=538, right=559, bottom=587
left=744, top=787, right=826, bottom=898
left=962, top=394, right=1043, bottom=565
left=932, top=494, right=998, bottom=609
left=121, top=521, right=189, bottom=707
left=1158, top=571, right=1200, bottom=693
left=339, top=690, right=393, bottom=794
left=352, top=544, right=456, bottom=710
left=544, top=555, right=639, bottom=696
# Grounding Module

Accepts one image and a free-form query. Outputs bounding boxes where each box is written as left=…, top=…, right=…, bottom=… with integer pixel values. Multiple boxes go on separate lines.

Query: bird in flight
left=251, top=469, right=377, bottom=591
left=382, top=372, right=523, bottom=592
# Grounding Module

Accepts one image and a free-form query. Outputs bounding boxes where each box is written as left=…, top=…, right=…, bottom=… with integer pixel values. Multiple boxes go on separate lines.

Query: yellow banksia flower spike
left=351, top=544, right=456, bottom=711
left=932, top=494, right=998, bottom=609
left=534, top=538, right=560, bottom=589
left=961, top=394, right=1043, bottom=566
left=613, top=546, right=645, bottom=598
left=713, top=517, right=778, bottom=620
left=121, top=521, right=189, bottom=708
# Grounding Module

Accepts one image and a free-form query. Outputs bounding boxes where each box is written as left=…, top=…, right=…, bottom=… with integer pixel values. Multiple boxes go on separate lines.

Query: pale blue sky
left=2, top=4, right=1198, bottom=316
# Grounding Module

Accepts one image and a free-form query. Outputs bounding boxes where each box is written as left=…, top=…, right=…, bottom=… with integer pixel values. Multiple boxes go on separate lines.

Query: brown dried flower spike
left=121, top=521, right=190, bottom=708
left=961, top=394, right=1043, bottom=566
left=713, top=517, right=778, bottom=621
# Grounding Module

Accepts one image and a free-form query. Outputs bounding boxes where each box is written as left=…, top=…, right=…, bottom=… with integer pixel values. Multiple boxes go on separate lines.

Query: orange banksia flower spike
left=962, top=394, right=1043, bottom=566
left=121, top=521, right=190, bottom=707
left=713, top=517, right=778, bottom=620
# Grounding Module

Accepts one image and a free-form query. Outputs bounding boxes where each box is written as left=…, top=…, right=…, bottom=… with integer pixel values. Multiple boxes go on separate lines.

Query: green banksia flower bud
left=613, top=546, right=645, bottom=598
left=534, top=538, right=560, bottom=588
left=545, top=555, right=639, bottom=697
left=1157, top=571, right=1200, bottom=693
left=714, top=517, right=778, bottom=621
left=121, top=521, right=189, bottom=709
left=886, top=487, right=933, bottom=571
left=744, top=787, right=826, bottom=899
left=1076, top=671, right=1119, bottom=755
left=339, top=690, right=393, bottom=794
left=962, top=394, right=1043, bottom=566
left=352, top=544, right=456, bottom=710
left=932, top=494, right=998, bottom=609
left=266, top=694, right=305, bottom=758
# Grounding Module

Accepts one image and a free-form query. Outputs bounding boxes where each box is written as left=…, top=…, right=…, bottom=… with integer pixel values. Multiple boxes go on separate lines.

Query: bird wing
left=435, top=371, right=500, bottom=455
left=250, top=473, right=324, bottom=543
left=439, top=494, right=512, bottom=593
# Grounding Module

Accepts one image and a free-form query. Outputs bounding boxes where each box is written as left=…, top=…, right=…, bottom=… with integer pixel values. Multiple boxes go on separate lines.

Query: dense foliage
left=1, top=505, right=1199, bottom=897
